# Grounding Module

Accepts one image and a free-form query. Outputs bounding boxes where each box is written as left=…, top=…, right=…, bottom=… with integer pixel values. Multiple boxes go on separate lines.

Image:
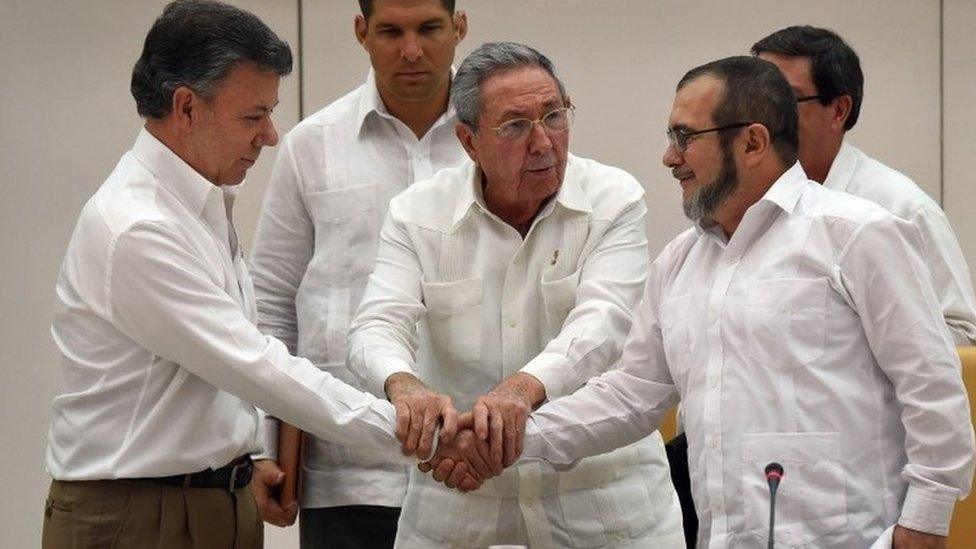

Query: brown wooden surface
left=949, top=346, right=976, bottom=548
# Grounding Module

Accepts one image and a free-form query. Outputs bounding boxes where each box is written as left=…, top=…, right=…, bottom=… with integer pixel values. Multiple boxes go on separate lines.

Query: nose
left=256, top=117, right=279, bottom=148
left=662, top=143, right=682, bottom=168
left=402, top=33, right=423, bottom=62
left=527, top=121, right=554, bottom=154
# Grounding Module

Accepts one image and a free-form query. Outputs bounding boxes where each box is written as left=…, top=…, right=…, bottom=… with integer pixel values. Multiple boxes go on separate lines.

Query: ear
left=453, top=11, right=468, bottom=43
left=170, top=86, right=199, bottom=133
left=741, top=123, right=771, bottom=168
left=354, top=15, right=368, bottom=48
left=454, top=122, right=479, bottom=162
left=831, top=95, right=853, bottom=131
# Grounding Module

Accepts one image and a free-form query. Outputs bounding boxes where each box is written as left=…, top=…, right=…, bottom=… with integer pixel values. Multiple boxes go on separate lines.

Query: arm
left=909, top=206, right=976, bottom=345
left=473, top=197, right=650, bottom=468
left=839, top=215, right=975, bottom=537
left=108, top=221, right=409, bottom=464
left=348, top=212, right=457, bottom=459
left=521, top=261, right=680, bottom=469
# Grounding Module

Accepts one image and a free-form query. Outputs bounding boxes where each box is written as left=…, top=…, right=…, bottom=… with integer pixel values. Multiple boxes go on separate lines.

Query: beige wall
left=0, top=1, right=966, bottom=547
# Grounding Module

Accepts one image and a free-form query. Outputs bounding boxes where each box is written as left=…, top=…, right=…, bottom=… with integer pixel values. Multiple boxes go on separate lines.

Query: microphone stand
left=764, top=462, right=784, bottom=549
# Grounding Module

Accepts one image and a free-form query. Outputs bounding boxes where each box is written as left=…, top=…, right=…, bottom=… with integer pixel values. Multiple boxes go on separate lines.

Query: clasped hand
left=393, top=373, right=544, bottom=492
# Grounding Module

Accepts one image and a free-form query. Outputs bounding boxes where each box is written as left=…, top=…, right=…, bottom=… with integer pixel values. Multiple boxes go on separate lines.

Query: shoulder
left=567, top=155, right=645, bottom=218
left=388, top=162, right=475, bottom=230
left=845, top=147, right=941, bottom=220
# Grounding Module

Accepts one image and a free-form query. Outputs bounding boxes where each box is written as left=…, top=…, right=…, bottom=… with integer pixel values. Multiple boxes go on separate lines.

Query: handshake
left=384, top=371, right=547, bottom=493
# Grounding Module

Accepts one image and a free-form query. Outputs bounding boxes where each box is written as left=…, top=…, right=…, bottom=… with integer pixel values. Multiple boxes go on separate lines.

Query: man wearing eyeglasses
left=248, top=0, right=469, bottom=546
left=346, top=41, right=685, bottom=548
left=442, top=55, right=972, bottom=548
left=752, top=25, right=976, bottom=345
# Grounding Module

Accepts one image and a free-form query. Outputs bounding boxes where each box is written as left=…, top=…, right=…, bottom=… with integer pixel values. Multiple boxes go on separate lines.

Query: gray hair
left=131, top=0, right=292, bottom=119
left=450, top=42, right=567, bottom=130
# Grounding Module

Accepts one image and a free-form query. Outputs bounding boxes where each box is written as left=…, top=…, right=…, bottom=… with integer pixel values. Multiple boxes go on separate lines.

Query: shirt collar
left=355, top=68, right=458, bottom=137
left=691, top=161, right=808, bottom=238
left=131, top=127, right=229, bottom=216
left=822, top=140, right=857, bottom=193
left=450, top=155, right=593, bottom=230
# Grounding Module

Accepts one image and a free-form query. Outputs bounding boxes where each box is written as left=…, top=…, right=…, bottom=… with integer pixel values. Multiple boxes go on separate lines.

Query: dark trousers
left=300, top=505, right=400, bottom=549
left=42, top=479, right=262, bottom=549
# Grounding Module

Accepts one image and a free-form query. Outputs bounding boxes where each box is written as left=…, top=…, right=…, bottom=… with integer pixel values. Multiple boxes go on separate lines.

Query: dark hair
left=131, top=0, right=292, bottom=119
left=751, top=25, right=863, bottom=130
left=451, top=42, right=567, bottom=130
left=678, top=56, right=799, bottom=166
left=358, top=0, right=455, bottom=20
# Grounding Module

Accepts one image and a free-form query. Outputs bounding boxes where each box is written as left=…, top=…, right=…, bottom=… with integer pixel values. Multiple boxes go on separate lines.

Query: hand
left=250, top=459, right=298, bottom=527
left=892, top=525, right=946, bottom=549
left=419, top=429, right=496, bottom=492
left=385, top=372, right=457, bottom=459
left=472, top=372, right=546, bottom=469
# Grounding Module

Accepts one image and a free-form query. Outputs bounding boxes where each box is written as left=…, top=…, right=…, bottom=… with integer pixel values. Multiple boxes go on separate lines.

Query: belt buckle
left=227, top=462, right=243, bottom=492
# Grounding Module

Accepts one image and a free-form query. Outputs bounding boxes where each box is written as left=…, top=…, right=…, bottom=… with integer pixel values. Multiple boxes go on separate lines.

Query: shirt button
left=509, top=320, right=517, bottom=328
left=708, top=438, right=717, bottom=450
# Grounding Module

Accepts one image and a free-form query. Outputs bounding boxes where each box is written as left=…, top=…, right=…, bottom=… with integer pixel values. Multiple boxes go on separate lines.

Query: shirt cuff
left=252, top=412, right=279, bottom=461
left=520, top=419, right=543, bottom=463
left=520, top=353, right=574, bottom=401
left=897, top=484, right=958, bottom=536
left=366, top=356, right=415, bottom=399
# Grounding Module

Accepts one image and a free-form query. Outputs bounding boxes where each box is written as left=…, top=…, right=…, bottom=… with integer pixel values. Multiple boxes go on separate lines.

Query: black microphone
left=764, top=462, right=784, bottom=549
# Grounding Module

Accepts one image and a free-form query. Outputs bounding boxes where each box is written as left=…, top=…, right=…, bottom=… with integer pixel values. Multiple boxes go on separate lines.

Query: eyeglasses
left=666, top=122, right=751, bottom=153
left=491, top=106, right=575, bottom=141
left=796, top=94, right=824, bottom=103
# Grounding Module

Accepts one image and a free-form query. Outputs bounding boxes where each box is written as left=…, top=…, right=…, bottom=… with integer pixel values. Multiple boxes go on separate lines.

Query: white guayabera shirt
left=250, top=70, right=467, bottom=508
left=523, top=163, right=975, bottom=548
left=47, top=129, right=406, bottom=481
left=825, top=141, right=976, bottom=345
left=349, top=156, right=684, bottom=549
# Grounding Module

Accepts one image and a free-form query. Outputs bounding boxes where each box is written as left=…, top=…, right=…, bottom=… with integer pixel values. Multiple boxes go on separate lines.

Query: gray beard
left=683, top=146, right=738, bottom=223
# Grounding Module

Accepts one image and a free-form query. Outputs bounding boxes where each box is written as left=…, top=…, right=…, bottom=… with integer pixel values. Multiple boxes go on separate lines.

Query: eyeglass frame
left=666, top=122, right=752, bottom=153
left=489, top=105, right=575, bottom=141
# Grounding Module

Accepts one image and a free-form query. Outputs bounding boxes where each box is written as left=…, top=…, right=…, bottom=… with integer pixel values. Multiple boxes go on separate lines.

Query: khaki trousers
left=42, top=479, right=263, bottom=549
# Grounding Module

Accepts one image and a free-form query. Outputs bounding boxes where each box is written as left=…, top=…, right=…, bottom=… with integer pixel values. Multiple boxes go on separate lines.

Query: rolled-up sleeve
left=839, top=215, right=975, bottom=535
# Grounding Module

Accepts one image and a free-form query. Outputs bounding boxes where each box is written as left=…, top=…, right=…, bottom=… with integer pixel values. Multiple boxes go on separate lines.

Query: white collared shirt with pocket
left=522, top=163, right=975, bottom=548
left=348, top=156, right=685, bottom=548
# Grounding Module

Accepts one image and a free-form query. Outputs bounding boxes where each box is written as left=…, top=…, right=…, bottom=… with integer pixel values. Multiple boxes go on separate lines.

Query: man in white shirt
left=348, top=42, right=684, bottom=548
left=427, top=56, right=975, bottom=548
left=752, top=25, right=976, bottom=345
left=42, top=3, right=462, bottom=548
left=248, top=0, right=469, bottom=545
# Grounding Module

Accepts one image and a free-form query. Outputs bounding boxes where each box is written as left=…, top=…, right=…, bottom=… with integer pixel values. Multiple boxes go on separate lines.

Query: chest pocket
left=540, top=268, right=582, bottom=335
left=746, top=278, right=827, bottom=370
left=422, top=277, right=483, bottom=369
left=305, top=184, right=378, bottom=284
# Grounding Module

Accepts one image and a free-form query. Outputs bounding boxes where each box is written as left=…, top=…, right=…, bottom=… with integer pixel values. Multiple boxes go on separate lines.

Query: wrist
left=385, top=372, right=424, bottom=401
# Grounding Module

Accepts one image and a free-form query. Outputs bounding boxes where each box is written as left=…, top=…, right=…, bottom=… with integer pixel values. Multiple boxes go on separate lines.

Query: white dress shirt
left=46, top=128, right=406, bottom=481
left=349, top=156, right=684, bottom=548
left=250, top=70, right=468, bottom=509
left=825, top=141, right=976, bottom=344
left=522, top=163, right=975, bottom=548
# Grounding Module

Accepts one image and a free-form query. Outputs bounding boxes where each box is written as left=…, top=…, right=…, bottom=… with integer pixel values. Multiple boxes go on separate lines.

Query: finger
left=473, top=400, right=490, bottom=441
left=445, top=461, right=468, bottom=489
left=440, top=400, right=458, bottom=442
left=282, top=502, right=298, bottom=526
left=475, top=435, right=502, bottom=477
left=503, top=413, right=518, bottom=468
left=417, top=403, right=440, bottom=459
left=490, top=409, right=504, bottom=470
left=259, top=497, right=290, bottom=527
left=457, top=411, right=475, bottom=430
left=418, top=461, right=432, bottom=473
left=458, top=474, right=482, bottom=493
left=403, top=403, right=423, bottom=456
left=433, top=458, right=455, bottom=483
left=513, top=414, right=526, bottom=464
left=460, top=436, right=493, bottom=480
left=394, top=401, right=410, bottom=444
